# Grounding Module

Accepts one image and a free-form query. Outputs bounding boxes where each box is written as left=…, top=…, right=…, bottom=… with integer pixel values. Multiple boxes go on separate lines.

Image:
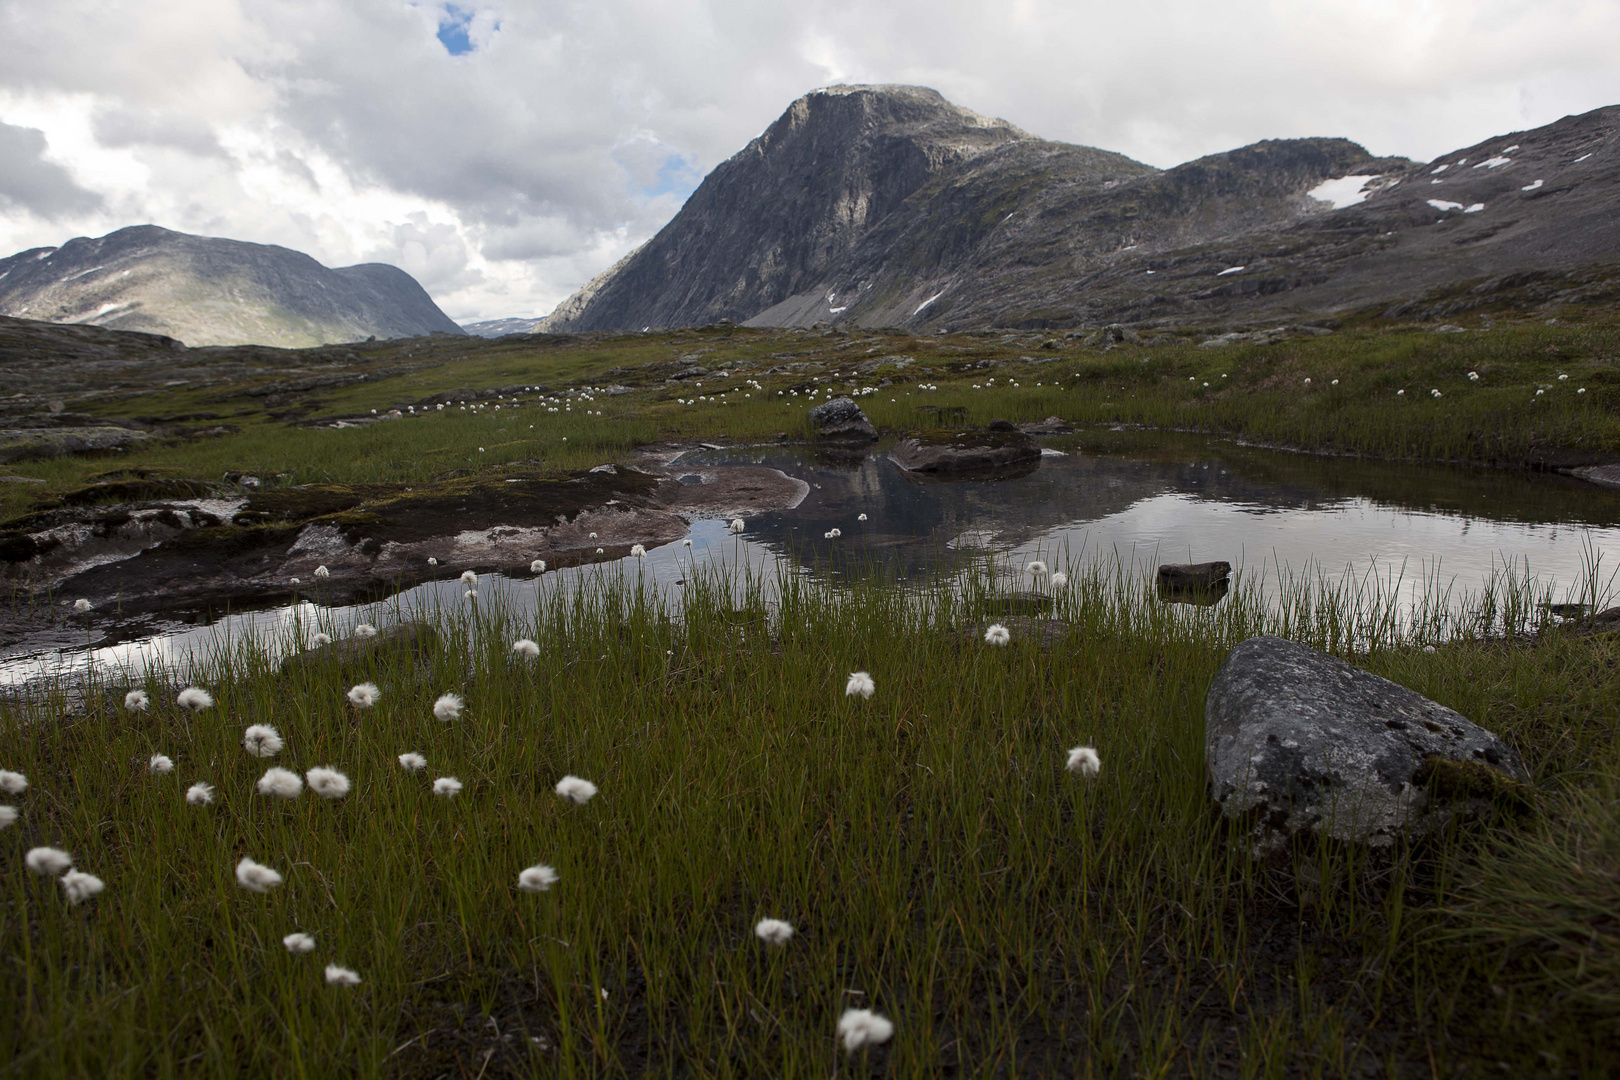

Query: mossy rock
left=1413, top=754, right=1534, bottom=810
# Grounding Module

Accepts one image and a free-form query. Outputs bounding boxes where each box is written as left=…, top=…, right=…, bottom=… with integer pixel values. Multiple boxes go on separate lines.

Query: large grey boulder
left=807, top=397, right=878, bottom=442
left=1206, top=636, right=1529, bottom=858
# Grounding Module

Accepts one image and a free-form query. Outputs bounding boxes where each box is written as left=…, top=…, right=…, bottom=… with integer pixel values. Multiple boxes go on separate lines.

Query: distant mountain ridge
left=0, top=226, right=465, bottom=347
left=542, top=84, right=1620, bottom=331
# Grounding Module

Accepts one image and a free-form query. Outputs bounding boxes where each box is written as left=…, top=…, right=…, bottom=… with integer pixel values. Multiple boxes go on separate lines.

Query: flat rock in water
left=890, top=427, right=1040, bottom=477
left=1205, top=635, right=1529, bottom=858
left=1021, top=416, right=1073, bottom=435
left=807, top=396, right=877, bottom=442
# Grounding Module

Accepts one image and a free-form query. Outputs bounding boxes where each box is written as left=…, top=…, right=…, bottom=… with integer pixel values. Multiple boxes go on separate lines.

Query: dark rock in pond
left=1021, top=415, right=1073, bottom=435
left=1158, top=561, right=1231, bottom=604
left=807, top=396, right=878, bottom=442
left=987, top=418, right=1018, bottom=432
left=1205, top=635, right=1531, bottom=859
left=890, top=426, right=1041, bottom=478
left=281, top=620, right=440, bottom=672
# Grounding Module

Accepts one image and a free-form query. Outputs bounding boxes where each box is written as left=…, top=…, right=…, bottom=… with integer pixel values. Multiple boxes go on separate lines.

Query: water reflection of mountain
left=680, top=441, right=1620, bottom=577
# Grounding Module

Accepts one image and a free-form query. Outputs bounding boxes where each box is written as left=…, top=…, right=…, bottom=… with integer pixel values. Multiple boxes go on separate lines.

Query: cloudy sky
left=2, top=0, right=1617, bottom=324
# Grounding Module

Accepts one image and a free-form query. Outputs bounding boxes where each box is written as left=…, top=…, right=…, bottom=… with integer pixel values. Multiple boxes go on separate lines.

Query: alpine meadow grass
left=0, top=555, right=1617, bottom=1076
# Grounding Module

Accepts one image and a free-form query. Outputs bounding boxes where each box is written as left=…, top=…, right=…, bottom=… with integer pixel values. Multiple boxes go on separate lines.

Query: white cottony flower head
left=324, top=964, right=362, bottom=987
left=630, top=544, right=646, bottom=558
left=1066, top=746, right=1102, bottom=778
left=176, top=686, right=214, bottom=712
left=1431, top=389, right=1442, bottom=398
left=1024, top=560, right=1049, bottom=576
left=306, top=767, right=351, bottom=799
left=555, top=775, right=598, bottom=804
left=74, top=598, right=92, bottom=612
left=682, top=538, right=693, bottom=547
left=398, top=752, right=427, bottom=772
left=313, top=565, right=330, bottom=578
left=26, top=846, right=73, bottom=876
left=530, top=559, right=546, bottom=573
left=148, top=754, right=174, bottom=775
left=460, top=569, right=478, bottom=586
left=283, top=932, right=316, bottom=954
left=186, top=782, right=214, bottom=806
left=353, top=623, right=378, bottom=638
left=124, top=689, right=149, bottom=712
left=838, top=1009, right=895, bottom=1054
left=754, top=917, right=794, bottom=945
left=858, top=513, right=868, bottom=521
left=464, top=589, right=477, bottom=601
left=433, top=693, right=464, bottom=721
left=0, top=769, right=27, bottom=795
left=427, top=556, right=439, bottom=566
left=60, top=869, right=105, bottom=905
left=257, top=767, right=303, bottom=799
left=433, top=776, right=463, bottom=797
left=729, top=518, right=745, bottom=533
left=984, top=623, right=1011, bottom=647
left=236, top=857, right=283, bottom=893
left=1468, top=371, right=1480, bottom=381
left=518, top=864, right=559, bottom=892
left=311, top=632, right=332, bottom=646
left=0, top=805, right=16, bottom=829
left=512, top=638, right=540, bottom=661
left=243, top=724, right=283, bottom=758
left=1051, top=572, right=1068, bottom=588
left=845, top=671, right=875, bottom=699
left=346, top=682, right=380, bottom=708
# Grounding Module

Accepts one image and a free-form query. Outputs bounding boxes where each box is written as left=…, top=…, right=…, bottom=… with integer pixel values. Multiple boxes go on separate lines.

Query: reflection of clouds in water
left=6, top=452, right=1619, bottom=686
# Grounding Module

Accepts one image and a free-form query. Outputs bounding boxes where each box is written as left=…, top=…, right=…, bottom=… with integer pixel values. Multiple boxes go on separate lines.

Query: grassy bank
left=1, top=319, right=1616, bottom=521
left=1, top=560, right=1617, bottom=1076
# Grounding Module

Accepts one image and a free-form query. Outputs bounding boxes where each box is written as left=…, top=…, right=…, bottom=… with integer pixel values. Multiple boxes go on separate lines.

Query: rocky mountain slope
left=543, top=85, right=1619, bottom=331
left=0, top=225, right=465, bottom=347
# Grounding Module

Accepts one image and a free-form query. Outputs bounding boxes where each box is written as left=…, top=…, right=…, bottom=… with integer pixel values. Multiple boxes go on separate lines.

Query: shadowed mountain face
left=542, top=84, right=1620, bottom=332
left=0, top=225, right=465, bottom=347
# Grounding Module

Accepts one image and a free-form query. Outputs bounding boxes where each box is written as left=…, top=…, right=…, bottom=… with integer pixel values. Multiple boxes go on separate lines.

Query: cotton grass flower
left=433, top=776, right=463, bottom=797
left=518, top=864, right=559, bottom=892
left=0, top=769, right=28, bottom=795
left=306, top=767, right=351, bottom=799
left=60, top=870, right=104, bottom=905
left=124, top=689, right=149, bottom=712
left=858, top=513, right=868, bottom=521
left=236, top=857, right=283, bottom=893
left=1024, top=560, right=1048, bottom=576
left=427, top=556, right=439, bottom=566
left=353, top=623, right=377, bottom=638
left=838, top=1009, right=894, bottom=1053
left=26, top=847, right=73, bottom=876
left=398, top=752, right=427, bottom=772
left=845, top=671, right=875, bottom=699
left=257, top=767, right=303, bottom=799
left=729, top=518, right=745, bottom=533
left=555, top=775, right=598, bottom=804
left=754, top=917, right=794, bottom=945
left=511, top=638, right=540, bottom=661
left=311, top=632, right=332, bottom=646
left=243, top=724, right=283, bottom=758
left=313, top=565, right=330, bottom=578
left=984, top=623, right=1011, bottom=646
left=0, top=805, right=16, bottom=829
left=460, top=569, right=478, bottom=586
left=148, top=753, right=174, bottom=775
left=530, top=559, right=546, bottom=572
left=433, top=693, right=463, bottom=721
left=1066, top=746, right=1102, bottom=777
left=74, top=597, right=92, bottom=612
left=324, top=964, right=362, bottom=987
left=186, top=782, right=214, bottom=805
left=283, top=932, right=317, bottom=954
left=346, top=682, right=380, bottom=708
left=1051, top=571, right=1068, bottom=588
left=176, top=686, right=214, bottom=712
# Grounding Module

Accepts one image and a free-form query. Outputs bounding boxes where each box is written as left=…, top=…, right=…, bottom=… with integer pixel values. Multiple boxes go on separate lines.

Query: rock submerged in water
left=1205, top=635, right=1529, bottom=858
left=1158, top=561, right=1231, bottom=604
left=807, top=397, right=877, bottom=442
left=890, top=425, right=1040, bottom=478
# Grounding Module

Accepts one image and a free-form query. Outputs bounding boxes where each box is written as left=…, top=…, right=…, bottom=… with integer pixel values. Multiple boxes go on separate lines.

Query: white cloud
left=0, top=0, right=1616, bottom=322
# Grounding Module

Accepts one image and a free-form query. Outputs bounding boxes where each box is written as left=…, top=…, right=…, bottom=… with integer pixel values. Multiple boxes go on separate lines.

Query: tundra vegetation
left=0, top=317, right=1618, bottom=1076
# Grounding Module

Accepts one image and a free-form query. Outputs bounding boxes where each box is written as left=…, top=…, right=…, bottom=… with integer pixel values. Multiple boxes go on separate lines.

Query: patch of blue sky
left=436, top=5, right=477, bottom=56
left=643, top=154, right=701, bottom=202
